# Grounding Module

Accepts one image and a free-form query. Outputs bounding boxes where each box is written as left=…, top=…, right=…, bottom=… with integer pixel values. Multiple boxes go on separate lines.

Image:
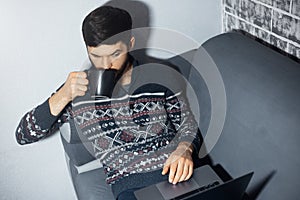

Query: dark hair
left=82, top=6, right=132, bottom=47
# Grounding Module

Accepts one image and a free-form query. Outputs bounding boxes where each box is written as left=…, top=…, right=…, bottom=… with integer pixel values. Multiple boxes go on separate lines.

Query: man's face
left=87, top=38, right=134, bottom=70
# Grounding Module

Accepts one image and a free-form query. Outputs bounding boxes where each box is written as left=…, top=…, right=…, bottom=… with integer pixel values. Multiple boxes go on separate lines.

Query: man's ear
left=129, top=36, right=135, bottom=50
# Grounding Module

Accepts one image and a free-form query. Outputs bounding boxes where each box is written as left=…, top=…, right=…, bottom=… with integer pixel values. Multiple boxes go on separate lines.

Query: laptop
left=134, top=165, right=253, bottom=200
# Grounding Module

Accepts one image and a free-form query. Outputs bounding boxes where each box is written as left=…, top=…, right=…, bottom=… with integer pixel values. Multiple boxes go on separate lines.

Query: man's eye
left=113, top=52, right=120, bottom=57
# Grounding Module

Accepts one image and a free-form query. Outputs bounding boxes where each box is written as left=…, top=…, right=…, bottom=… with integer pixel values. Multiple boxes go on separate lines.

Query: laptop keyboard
left=172, top=181, right=220, bottom=200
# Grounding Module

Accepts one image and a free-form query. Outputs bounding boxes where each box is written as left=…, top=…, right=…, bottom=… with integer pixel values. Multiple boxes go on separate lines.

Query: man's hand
left=60, top=71, right=89, bottom=101
left=49, top=71, right=88, bottom=116
left=162, top=142, right=194, bottom=185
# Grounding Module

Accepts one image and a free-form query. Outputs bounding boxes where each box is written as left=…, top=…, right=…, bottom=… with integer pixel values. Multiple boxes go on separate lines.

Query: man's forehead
left=88, top=41, right=126, bottom=56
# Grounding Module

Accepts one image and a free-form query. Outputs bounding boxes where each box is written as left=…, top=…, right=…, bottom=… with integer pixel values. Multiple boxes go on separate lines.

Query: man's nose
left=102, top=57, right=112, bottom=69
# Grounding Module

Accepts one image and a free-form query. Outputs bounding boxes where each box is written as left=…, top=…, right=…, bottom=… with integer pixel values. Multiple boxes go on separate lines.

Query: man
left=16, top=6, right=201, bottom=200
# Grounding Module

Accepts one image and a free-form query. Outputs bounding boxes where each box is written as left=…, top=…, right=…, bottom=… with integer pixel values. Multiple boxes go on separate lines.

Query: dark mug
left=87, top=68, right=117, bottom=98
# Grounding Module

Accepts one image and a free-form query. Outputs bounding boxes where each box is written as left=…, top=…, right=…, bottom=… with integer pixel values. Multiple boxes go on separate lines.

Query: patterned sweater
left=15, top=59, right=201, bottom=197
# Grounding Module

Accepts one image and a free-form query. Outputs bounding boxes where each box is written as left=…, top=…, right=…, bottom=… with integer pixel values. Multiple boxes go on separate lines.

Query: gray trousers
left=69, top=163, right=114, bottom=200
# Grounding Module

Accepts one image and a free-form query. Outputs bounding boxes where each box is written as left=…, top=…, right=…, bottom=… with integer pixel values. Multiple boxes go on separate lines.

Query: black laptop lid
left=176, top=172, right=254, bottom=200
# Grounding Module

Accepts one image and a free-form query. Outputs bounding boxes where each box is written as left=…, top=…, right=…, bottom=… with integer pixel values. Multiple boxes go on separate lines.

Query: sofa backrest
left=184, top=32, right=300, bottom=200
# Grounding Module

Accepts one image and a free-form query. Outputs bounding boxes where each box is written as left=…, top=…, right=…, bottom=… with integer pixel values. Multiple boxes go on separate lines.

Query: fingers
left=163, top=158, right=193, bottom=184
left=69, top=72, right=88, bottom=85
left=179, top=163, right=189, bottom=182
left=162, top=162, right=170, bottom=176
left=162, top=148, right=194, bottom=185
left=185, top=163, right=194, bottom=181
left=168, top=160, right=178, bottom=184
left=74, top=85, right=88, bottom=97
left=65, top=71, right=89, bottom=100
left=170, top=161, right=182, bottom=184
left=170, top=159, right=193, bottom=184
left=76, top=77, right=89, bottom=86
left=75, top=71, right=87, bottom=79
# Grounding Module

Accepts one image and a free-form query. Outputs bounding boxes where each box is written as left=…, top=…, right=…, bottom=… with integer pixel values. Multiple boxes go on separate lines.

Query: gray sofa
left=190, top=32, right=300, bottom=200
left=60, top=31, right=300, bottom=200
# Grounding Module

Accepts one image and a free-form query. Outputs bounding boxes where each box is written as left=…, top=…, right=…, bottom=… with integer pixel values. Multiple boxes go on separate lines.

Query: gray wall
left=0, top=0, right=221, bottom=199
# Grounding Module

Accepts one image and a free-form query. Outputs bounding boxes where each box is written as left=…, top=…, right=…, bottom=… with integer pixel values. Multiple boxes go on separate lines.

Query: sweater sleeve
left=15, top=98, right=68, bottom=145
left=164, top=90, right=202, bottom=155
